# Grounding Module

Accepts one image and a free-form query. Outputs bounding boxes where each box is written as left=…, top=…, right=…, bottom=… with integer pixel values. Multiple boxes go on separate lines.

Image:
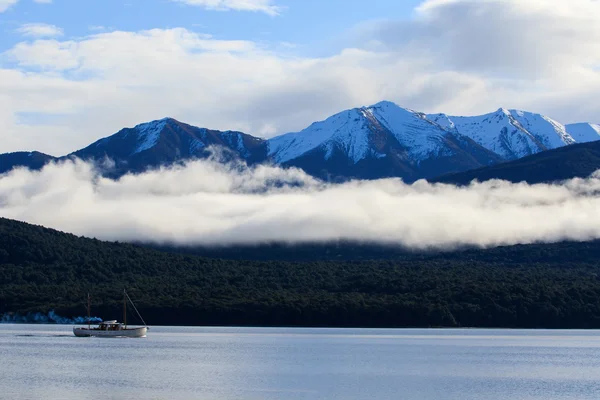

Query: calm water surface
left=1, top=325, right=600, bottom=400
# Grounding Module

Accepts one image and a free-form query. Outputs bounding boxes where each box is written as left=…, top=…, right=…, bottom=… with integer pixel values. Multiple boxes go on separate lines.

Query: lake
left=1, top=325, right=599, bottom=400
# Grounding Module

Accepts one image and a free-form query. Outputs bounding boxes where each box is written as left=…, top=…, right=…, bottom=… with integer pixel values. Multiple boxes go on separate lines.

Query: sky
left=1, top=0, right=600, bottom=155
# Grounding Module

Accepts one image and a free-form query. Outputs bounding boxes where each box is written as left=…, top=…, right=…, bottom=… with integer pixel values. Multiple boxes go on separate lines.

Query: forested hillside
left=2, top=217, right=600, bottom=328
left=150, top=240, right=600, bottom=262
left=433, top=140, right=600, bottom=185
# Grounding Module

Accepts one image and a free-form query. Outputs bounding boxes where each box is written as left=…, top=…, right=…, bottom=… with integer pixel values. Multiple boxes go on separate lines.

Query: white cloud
left=1, top=158, right=600, bottom=248
left=0, top=0, right=599, bottom=156
left=0, top=0, right=52, bottom=12
left=16, top=23, right=64, bottom=38
left=170, top=0, right=281, bottom=16
left=363, top=0, right=600, bottom=79
left=0, top=0, right=18, bottom=13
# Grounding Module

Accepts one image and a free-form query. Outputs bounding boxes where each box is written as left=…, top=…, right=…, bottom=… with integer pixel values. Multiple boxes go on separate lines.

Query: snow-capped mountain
left=266, top=102, right=599, bottom=180
left=427, top=108, right=578, bottom=160
left=70, top=117, right=268, bottom=175
left=1, top=102, right=599, bottom=182
left=565, top=123, right=600, bottom=143
left=268, top=101, right=503, bottom=180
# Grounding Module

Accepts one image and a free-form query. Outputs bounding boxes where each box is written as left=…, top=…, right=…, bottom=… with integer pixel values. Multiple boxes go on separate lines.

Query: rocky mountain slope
left=70, top=118, right=268, bottom=176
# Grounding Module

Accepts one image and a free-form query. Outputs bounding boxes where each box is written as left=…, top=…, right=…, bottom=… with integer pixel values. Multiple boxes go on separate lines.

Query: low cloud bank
left=1, top=159, right=600, bottom=249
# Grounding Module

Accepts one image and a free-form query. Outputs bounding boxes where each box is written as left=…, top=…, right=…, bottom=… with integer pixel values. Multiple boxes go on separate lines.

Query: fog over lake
left=2, top=159, right=600, bottom=248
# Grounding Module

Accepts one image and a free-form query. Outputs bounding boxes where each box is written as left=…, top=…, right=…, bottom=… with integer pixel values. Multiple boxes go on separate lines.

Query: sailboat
left=73, top=289, right=148, bottom=338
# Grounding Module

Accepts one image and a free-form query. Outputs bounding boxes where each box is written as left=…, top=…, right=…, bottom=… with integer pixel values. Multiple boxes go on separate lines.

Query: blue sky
left=0, top=0, right=422, bottom=56
left=0, top=0, right=599, bottom=155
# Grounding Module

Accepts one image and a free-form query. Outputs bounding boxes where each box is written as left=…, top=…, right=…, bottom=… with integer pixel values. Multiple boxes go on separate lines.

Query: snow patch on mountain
left=222, top=131, right=250, bottom=158
left=508, top=110, right=575, bottom=148
left=368, top=101, right=452, bottom=159
left=132, top=118, right=169, bottom=154
left=429, top=108, right=545, bottom=160
left=189, top=138, right=205, bottom=154
left=185, top=128, right=261, bottom=159
left=427, top=113, right=456, bottom=131
left=566, top=123, right=600, bottom=143
left=268, top=108, right=372, bottom=163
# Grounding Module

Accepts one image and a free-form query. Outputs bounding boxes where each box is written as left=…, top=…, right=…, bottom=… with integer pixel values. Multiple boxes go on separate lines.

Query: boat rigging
left=73, top=289, right=148, bottom=338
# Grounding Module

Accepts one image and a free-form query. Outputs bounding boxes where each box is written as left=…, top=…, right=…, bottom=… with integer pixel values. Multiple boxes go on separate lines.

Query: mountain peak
left=369, top=100, right=398, bottom=108
left=132, top=117, right=180, bottom=129
left=496, top=107, right=510, bottom=114
left=131, top=118, right=171, bottom=154
left=368, top=100, right=417, bottom=115
left=427, top=113, right=455, bottom=130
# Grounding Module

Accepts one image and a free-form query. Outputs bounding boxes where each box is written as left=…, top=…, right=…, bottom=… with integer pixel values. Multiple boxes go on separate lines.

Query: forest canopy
left=2, top=217, right=600, bottom=328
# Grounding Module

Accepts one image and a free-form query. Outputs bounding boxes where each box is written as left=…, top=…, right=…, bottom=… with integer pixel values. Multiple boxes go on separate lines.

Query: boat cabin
left=97, top=320, right=124, bottom=331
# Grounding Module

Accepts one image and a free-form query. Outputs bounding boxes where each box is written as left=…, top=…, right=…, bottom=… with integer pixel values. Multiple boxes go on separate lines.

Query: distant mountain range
left=1, top=101, right=599, bottom=182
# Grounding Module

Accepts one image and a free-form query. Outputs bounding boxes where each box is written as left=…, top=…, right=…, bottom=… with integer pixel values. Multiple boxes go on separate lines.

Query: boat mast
left=124, top=290, right=148, bottom=328
left=123, top=289, right=127, bottom=328
left=87, top=293, right=91, bottom=330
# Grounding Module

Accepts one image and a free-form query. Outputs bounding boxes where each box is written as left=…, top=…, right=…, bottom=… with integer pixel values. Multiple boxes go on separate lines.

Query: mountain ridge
left=1, top=102, right=598, bottom=181
left=433, top=139, right=600, bottom=185
left=68, top=117, right=268, bottom=176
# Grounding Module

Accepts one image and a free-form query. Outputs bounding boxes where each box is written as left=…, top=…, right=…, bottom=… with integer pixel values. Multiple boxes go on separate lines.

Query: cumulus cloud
left=170, top=0, right=281, bottom=16
left=1, top=158, right=600, bottom=249
left=17, top=23, right=64, bottom=38
left=0, top=0, right=18, bottom=12
left=0, top=0, right=599, bottom=156
left=361, top=0, right=600, bottom=79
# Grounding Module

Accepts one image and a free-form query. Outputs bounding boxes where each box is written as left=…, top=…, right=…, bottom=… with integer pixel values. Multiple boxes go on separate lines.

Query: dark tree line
left=2, top=217, right=600, bottom=328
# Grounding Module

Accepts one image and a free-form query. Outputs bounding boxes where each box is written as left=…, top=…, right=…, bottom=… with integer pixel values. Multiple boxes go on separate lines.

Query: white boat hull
left=73, top=326, right=147, bottom=338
